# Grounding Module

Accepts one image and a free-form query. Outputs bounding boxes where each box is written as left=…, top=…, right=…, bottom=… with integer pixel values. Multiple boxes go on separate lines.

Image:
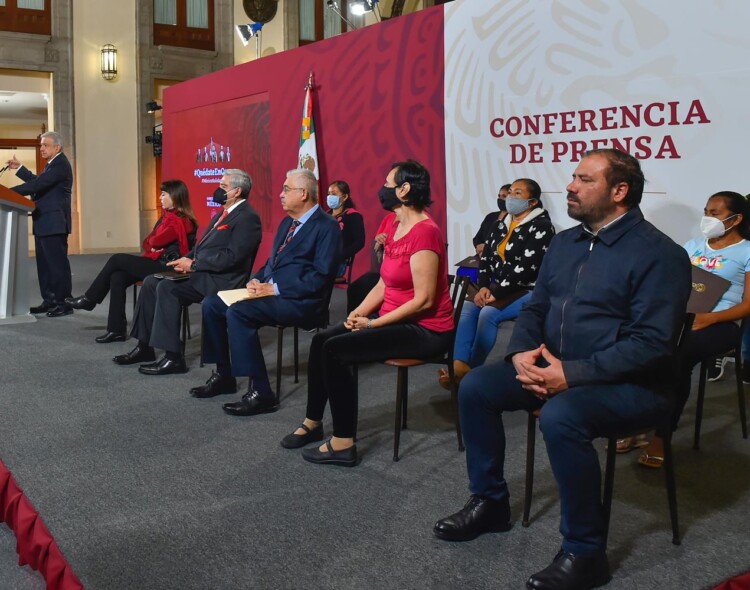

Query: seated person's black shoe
left=46, top=305, right=73, bottom=317
left=113, top=344, right=156, bottom=365
left=95, top=331, right=127, bottom=343
left=30, top=302, right=52, bottom=314
left=281, top=422, right=324, bottom=449
left=190, top=372, right=237, bottom=398
left=526, top=550, right=611, bottom=590
left=433, top=495, right=512, bottom=541
left=301, top=438, right=356, bottom=466
left=66, top=295, right=96, bottom=311
left=222, top=390, right=278, bottom=416
left=138, top=355, right=188, bottom=375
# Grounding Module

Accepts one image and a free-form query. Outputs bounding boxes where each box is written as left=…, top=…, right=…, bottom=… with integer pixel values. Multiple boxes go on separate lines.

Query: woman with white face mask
left=637, top=190, right=750, bottom=468
left=326, top=180, right=365, bottom=277
left=439, top=178, right=555, bottom=389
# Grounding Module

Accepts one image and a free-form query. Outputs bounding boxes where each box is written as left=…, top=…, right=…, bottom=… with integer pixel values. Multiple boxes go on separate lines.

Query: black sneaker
left=707, top=356, right=727, bottom=382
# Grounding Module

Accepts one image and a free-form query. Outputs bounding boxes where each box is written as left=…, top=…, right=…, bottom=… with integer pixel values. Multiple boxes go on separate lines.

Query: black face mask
left=212, top=186, right=228, bottom=205
left=378, top=186, right=403, bottom=211
left=497, top=198, right=506, bottom=211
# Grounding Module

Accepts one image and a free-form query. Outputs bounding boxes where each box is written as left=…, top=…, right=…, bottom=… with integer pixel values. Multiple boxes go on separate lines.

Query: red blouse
left=142, top=210, right=195, bottom=261
left=378, top=217, right=453, bottom=333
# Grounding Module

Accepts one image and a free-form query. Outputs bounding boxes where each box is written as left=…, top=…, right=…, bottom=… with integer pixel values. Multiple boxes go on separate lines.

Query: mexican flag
left=298, top=75, right=319, bottom=179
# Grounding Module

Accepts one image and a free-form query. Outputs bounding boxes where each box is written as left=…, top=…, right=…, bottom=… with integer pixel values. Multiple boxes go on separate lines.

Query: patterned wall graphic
left=163, top=7, right=445, bottom=275
left=445, top=0, right=750, bottom=263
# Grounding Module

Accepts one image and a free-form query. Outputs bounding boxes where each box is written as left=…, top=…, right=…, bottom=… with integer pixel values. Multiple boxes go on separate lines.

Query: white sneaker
left=707, top=356, right=728, bottom=382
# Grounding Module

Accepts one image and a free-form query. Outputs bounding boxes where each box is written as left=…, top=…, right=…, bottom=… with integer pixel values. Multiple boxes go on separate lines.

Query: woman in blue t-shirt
left=639, top=191, right=750, bottom=467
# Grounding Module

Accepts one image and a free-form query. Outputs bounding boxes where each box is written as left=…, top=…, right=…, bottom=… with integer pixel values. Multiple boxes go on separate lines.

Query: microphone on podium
left=0, top=164, right=10, bottom=176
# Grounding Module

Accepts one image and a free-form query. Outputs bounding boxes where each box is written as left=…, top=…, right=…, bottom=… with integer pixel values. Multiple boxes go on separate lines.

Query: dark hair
left=711, top=191, right=750, bottom=240
left=329, top=180, right=356, bottom=210
left=161, top=179, right=197, bottom=227
left=513, top=178, right=543, bottom=208
left=500, top=183, right=512, bottom=192
left=391, top=159, right=432, bottom=211
left=584, top=148, right=645, bottom=207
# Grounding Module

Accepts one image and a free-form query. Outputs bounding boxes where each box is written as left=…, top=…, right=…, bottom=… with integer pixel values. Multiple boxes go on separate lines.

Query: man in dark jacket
left=6, top=131, right=73, bottom=317
left=113, top=169, right=262, bottom=375
left=190, top=168, right=342, bottom=416
left=434, top=149, right=692, bottom=590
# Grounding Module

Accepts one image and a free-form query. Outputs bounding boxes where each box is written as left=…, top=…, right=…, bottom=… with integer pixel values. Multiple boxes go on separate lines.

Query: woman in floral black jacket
left=440, top=178, right=555, bottom=387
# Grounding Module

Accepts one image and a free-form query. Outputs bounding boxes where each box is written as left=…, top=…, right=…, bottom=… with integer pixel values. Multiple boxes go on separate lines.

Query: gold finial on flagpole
left=307, top=71, right=314, bottom=89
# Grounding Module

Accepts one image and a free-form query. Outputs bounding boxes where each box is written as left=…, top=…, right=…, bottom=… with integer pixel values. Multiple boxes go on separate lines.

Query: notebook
left=688, top=265, right=731, bottom=314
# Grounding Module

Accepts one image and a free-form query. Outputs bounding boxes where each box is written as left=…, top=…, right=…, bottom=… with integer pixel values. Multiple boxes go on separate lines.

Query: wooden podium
left=0, top=184, right=35, bottom=324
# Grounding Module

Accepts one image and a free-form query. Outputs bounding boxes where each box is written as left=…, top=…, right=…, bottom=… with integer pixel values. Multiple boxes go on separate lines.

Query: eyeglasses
left=282, top=186, right=304, bottom=194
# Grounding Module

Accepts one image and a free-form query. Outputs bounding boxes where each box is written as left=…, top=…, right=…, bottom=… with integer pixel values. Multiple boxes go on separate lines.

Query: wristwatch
left=190, top=260, right=196, bottom=272
left=366, top=319, right=373, bottom=329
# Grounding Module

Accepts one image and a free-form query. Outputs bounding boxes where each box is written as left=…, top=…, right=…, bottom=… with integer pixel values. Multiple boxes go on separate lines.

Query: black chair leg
left=199, top=314, right=205, bottom=368
left=352, top=364, right=358, bottom=443
left=276, top=327, right=283, bottom=403
left=736, top=353, right=748, bottom=439
left=402, top=372, right=408, bottom=430
left=601, top=437, right=617, bottom=548
left=393, top=367, right=407, bottom=462
left=693, top=361, right=708, bottom=451
left=293, top=327, right=299, bottom=384
left=132, top=283, right=138, bottom=314
left=521, top=412, right=536, bottom=527
left=693, top=360, right=708, bottom=450
left=663, top=431, right=680, bottom=545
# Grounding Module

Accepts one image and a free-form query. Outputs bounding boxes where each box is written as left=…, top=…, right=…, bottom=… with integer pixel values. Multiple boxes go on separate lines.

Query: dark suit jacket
left=186, top=200, right=263, bottom=297
left=12, top=152, right=73, bottom=237
left=253, top=206, right=342, bottom=322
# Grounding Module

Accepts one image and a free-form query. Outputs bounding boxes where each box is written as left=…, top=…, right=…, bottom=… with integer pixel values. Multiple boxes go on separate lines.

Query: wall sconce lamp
left=146, top=101, right=162, bottom=114
left=101, top=44, right=118, bottom=80
left=236, top=23, right=264, bottom=60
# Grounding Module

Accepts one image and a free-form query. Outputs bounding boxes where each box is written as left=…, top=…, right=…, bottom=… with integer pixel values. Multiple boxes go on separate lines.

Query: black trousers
left=85, top=253, right=166, bottom=333
left=34, top=234, right=72, bottom=307
left=306, top=322, right=452, bottom=438
left=130, top=275, right=204, bottom=355
left=672, top=320, right=740, bottom=429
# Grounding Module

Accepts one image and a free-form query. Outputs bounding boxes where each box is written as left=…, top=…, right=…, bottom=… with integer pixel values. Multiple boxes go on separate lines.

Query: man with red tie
left=113, top=169, right=262, bottom=375
left=190, top=168, right=342, bottom=416
left=6, top=131, right=74, bottom=317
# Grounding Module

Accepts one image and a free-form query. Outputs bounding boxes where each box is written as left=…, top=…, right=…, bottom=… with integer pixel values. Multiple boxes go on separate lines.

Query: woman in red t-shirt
left=67, top=180, right=197, bottom=343
left=280, top=160, right=454, bottom=467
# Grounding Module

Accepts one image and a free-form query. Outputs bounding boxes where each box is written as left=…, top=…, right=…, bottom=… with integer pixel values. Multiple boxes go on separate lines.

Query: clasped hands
left=474, top=287, right=496, bottom=308
left=512, top=344, right=568, bottom=399
left=344, top=310, right=369, bottom=331
left=167, top=257, right=193, bottom=273
left=245, top=278, right=275, bottom=298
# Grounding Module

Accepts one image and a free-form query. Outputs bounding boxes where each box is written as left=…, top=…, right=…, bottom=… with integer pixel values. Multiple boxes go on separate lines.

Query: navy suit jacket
left=253, top=206, right=342, bottom=321
left=12, top=152, right=73, bottom=237
left=186, top=200, right=263, bottom=297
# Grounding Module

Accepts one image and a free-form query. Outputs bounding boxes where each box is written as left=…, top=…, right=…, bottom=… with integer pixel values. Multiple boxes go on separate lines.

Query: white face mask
left=700, top=214, right=737, bottom=239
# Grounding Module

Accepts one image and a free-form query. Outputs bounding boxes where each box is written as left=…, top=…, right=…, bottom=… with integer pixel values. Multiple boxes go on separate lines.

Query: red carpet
left=0, top=458, right=83, bottom=589
left=713, top=571, right=750, bottom=590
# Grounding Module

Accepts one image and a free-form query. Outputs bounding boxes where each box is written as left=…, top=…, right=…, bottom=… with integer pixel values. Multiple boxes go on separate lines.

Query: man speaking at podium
left=5, top=131, right=74, bottom=317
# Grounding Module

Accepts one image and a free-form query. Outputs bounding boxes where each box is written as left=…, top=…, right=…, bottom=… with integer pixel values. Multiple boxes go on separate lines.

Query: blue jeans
left=453, top=293, right=531, bottom=367
left=459, top=360, right=667, bottom=555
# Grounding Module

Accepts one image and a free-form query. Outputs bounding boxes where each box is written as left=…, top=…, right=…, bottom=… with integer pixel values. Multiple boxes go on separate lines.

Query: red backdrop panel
left=162, top=6, right=445, bottom=277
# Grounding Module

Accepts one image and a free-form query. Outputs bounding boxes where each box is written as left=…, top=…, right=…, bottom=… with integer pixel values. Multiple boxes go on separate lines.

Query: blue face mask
left=505, top=196, right=534, bottom=216
left=327, top=194, right=341, bottom=209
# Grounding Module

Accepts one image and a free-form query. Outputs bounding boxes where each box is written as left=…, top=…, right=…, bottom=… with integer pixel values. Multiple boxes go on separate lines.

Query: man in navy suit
left=6, top=131, right=74, bottom=317
left=113, top=169, right=263, bottom=375
left=190, top=168, right=342, bottom=416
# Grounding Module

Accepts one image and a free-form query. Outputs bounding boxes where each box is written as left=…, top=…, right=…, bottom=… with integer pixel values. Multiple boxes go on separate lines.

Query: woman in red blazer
left=67, top=179, right=197, bottom=343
